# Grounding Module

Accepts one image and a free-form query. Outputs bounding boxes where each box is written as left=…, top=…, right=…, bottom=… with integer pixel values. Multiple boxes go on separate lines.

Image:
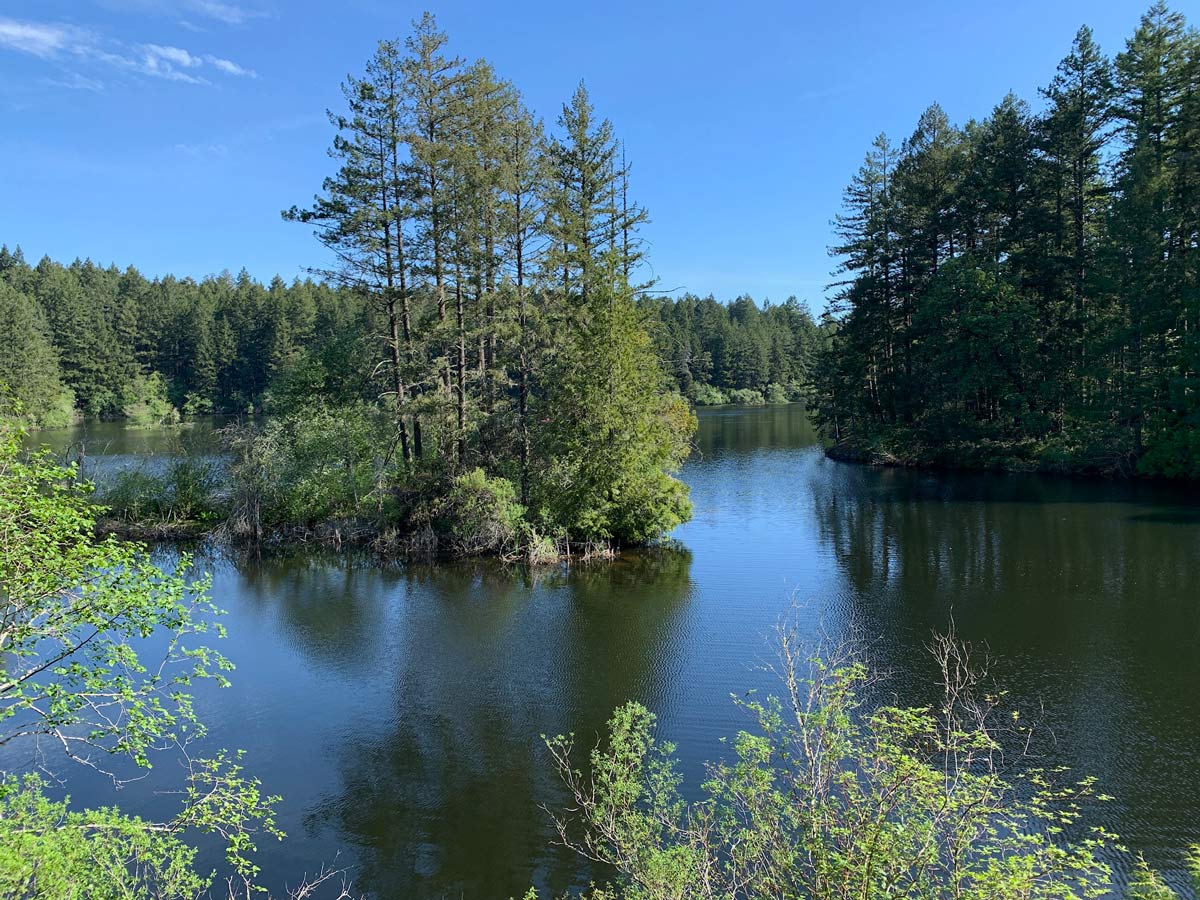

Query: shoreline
left=823, top=438, right=1200, bottom=487
left=96, top=515, right=628, bottom=565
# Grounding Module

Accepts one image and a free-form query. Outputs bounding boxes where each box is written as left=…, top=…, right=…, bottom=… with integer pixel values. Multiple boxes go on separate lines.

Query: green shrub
left=606, top=468, right=692, bottom=546
left=438, top=468, right=525, bottom=555
left=1128, top=859, right=1180, bottom=900
left=0, top=421, right=332, bottom=895
left=164, top=457, right=222, bottom=521
left=765, top=382, right=789, bottom=404
left=226, top=403, right=391, bottom=533
left=182, top=391, right=213, bottom=418
left=103, top=469, right=171, bottom=522
left=521, top=526, right=561, bottom=565
left=123, top=373, right=180, bottom=428
left=1138, top=416, right=1200, bottom=479
left=1126, top=847, right=1200, bottom=900
left=690, top=383, right=728, bottom=406
left=102, top=457, right=221, bottom=524
left=727, top=387, right=765, bottom=405
left=547, top=628, right=1119, bottom=900
left=0, top=774, right=207, bottom=898
left=265, top=331, right=375, bottom=412
left=0, top=387, right=76, bottom=431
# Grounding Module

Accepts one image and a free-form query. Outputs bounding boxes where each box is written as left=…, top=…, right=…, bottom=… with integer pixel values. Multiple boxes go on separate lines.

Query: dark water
left=22, top=417, right=229, bottom=479
left=13, top=405, right=1200, bottom=897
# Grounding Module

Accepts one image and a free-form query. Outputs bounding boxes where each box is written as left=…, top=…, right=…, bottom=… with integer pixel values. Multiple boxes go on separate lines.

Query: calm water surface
left=15, top=405, right=1200, bottom=897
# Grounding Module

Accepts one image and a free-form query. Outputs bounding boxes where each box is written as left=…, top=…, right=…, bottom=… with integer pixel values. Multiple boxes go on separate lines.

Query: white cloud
left=0, top=17, right=257, bottom=87
left=98, top=0, right=269, bottom=27
left=204, top=54, right=255, bottom=77
left=175, top=142, right=229, bottom=156
left=144, top=43, right=203, bottom=68
left=0, top=18, right=92, bottom=59
left=43, top=72, right=106, bottom=92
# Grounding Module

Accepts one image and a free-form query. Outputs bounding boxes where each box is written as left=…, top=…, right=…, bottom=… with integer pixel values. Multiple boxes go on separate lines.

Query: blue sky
left=0, top=0, right=1190, bottom=306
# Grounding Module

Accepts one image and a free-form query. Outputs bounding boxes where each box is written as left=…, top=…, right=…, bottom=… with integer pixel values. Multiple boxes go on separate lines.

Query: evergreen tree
left=0, top=281, right=73, bottom=427
left=536, top=85, right=694, bottom=543
left=816, top=2, right=1200, bottom=479
left=284, top=37, right=424, bottom=462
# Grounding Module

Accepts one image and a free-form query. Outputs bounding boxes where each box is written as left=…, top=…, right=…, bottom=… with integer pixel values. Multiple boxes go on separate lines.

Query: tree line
left=640, top=293, right=819, bottom=405
left=0, top=241, right=822, bottom=428
left=0, top=248, right=370, bottom=424
left=815, top=1, right=1200, bottom=478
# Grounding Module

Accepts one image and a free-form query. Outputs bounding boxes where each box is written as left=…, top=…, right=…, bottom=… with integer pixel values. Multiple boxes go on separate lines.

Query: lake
left=14, top=404, right=1200, bottom=897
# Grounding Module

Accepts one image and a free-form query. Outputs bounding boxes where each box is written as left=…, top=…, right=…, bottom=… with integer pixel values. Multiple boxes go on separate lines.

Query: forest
left=815, top=1, right=1200, bottom=478
left=0, top=9, right=822, bottom=552
left=0, top=251, right=817, bottom=425
left=6, top=3, right=1200, bottom=524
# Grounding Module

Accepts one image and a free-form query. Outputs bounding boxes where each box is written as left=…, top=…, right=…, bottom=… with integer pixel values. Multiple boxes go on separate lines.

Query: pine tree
left=497, top=99, right=545, bottom=503
left=0, top=281, right=73, bottom=426
left=536, top=85, right=694, bottom=543
left=1111, top=2, right=1190, bottom=458
left=285, top=37, right=424, bottom=463
left=404, top=13, right=466, bottom=439
left=827, top=133, right=900, bottom=426
left=1040, top=26, right=1116, bottom=423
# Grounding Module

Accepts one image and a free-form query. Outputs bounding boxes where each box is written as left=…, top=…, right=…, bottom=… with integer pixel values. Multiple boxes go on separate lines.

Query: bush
left=103, top=469, right=170, bottom=522
left=727, top=387, right=765, bottom=405
left=0, top=386, right=75, bottom=430
left=690, top=383, right=728, bottom=406
left=606, top=468, right=693, bottom=547
left=765, top=382, right=789, bottom=404
left=521, top=526, right=561, bottom=565
left=0, top=421, right=351, bottom=897
left=38, top=386, right=77, bottom=428
left=437, top=468, right=525, bottom=555
left=102, top=457, right=221, bottom=524
left=123, top=372, right=180, bottom=428
left=1138, top=415, right=1200, bottom=479
left=226, top=403, right=391, bottom=534
left=547, top=627, right=1124, bottom=900
left=182, top=391, right=213, bottom=418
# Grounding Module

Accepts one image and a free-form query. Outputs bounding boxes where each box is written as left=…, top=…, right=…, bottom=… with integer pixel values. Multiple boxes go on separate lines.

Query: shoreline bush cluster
left=689, top=381, right=795, bottom=407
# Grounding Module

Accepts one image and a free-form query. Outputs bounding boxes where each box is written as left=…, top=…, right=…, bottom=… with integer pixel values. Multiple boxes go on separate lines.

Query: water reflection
left=11, top=404, right=1200, bottom=894
left=808, top=461, right=1200, bottom=876
left=692, top=403, right=821, bottom=456
left=298, top=549, right=694, bottom=898
left=22, top=417, right=229, bottom=480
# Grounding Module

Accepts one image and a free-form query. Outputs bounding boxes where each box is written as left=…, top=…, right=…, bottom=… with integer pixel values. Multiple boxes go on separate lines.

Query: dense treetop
left=815, top=2, right=1200, bottom=478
